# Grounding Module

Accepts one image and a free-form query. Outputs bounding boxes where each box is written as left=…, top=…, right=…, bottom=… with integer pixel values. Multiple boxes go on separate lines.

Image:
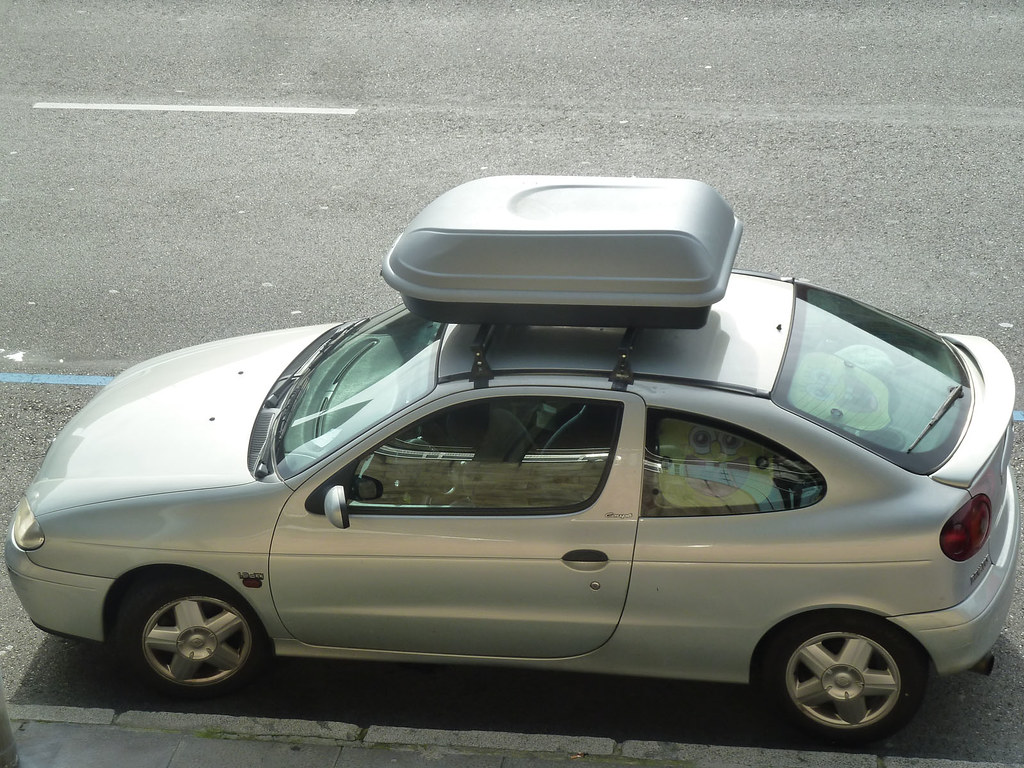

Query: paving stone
left=169, top=734, right=342, bottom=768
left=364, top=726, right=615, bottom=756
left=336, top=745, right=503, bottom=766
left=9, top=704, right=115, bottom=725
left=884, top=759, right=1024, bottom=768
left=15, top=721, right=178, bottom=768
left=118, top=709, right=360, bottom=741
left=622, top=740, right=877, bottom=767
left=503, top=755, right=637, bottom=767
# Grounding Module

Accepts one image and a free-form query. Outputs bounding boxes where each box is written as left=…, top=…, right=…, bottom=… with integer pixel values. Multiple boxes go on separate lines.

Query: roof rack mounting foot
left=470, top=323, right=496, bottom=386
left=610, top=327, right=641, bottom=390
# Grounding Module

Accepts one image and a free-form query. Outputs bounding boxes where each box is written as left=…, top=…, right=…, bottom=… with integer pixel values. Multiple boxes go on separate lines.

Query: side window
left=642, top=410, right=825, bottom=517
left=349, top=396, right=622, bottom=514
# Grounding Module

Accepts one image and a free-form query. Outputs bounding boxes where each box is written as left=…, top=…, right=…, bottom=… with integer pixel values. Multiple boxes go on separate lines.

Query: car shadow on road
left=9, top=630, right=1024, bottom=763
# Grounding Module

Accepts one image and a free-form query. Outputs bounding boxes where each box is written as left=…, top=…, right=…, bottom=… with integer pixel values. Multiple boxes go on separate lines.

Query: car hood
left=28, top=324, right=336, bottom=516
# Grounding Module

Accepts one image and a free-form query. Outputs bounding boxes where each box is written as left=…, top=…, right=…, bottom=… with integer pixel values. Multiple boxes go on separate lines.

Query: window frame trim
left=304, top=387, right=640, bottom=520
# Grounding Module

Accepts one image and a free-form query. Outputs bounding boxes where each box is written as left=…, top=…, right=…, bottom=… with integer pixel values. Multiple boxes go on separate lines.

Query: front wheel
left=116, top=575, right=270, bottom=698
left=759, top=612, right=928, bottom=743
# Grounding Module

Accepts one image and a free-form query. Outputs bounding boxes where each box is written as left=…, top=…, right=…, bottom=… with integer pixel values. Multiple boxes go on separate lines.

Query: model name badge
left=238, top=571, right=265, bottom=588
left=969, top=555, right=992, bottom=585
left=605, top=512, right=634, bottom=519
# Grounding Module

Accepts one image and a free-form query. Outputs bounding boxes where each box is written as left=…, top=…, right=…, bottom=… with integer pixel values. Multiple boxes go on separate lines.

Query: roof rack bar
left=610, top=327, right=641, bottom=390
left=470, top=323, right=496, bottom=385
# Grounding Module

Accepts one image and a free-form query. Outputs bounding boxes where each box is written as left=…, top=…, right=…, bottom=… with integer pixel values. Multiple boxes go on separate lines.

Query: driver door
left=269, top=388, right=644, bottom=659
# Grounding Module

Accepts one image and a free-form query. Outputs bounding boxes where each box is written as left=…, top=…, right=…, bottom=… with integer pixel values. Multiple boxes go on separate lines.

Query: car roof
left=436, top=272, right=795, bottom=395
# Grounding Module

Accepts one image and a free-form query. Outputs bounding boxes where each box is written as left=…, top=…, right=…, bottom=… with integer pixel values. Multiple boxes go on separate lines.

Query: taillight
left=940, top=494, right=991, bottom=561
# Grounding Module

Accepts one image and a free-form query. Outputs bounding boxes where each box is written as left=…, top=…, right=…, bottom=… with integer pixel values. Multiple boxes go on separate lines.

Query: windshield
left=774, top=285, right=970, bottom=473
left=275, top=307, right=444, bottom=478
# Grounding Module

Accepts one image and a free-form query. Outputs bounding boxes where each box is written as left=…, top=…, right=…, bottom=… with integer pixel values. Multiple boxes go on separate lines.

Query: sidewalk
left=7, top=705, right=1024, bottom=768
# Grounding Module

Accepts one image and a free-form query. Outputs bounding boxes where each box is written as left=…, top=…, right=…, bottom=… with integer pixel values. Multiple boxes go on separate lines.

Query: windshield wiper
left=906, top=384, right=964, bottom=453
left=251, top=321, right=364, bottom=478
left=261, top=321, right=362, bottom=409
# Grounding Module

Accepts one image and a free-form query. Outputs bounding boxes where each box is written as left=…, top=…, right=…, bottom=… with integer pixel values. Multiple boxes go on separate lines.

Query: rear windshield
left=774, top=285, right=970, bottom=473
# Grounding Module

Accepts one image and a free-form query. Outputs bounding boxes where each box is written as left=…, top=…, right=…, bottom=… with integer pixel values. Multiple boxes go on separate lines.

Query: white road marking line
left=33, top=102, right=358, bottom=115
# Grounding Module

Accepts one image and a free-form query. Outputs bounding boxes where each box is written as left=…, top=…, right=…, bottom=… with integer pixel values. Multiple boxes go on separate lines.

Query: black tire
left=115, top=575, right=270, bottom=698
left=759, top=612, right=928, bottom=744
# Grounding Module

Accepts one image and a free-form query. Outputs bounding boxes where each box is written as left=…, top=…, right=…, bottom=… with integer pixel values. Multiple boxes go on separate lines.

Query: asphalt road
left=2, top=1, right=1023, bottom=764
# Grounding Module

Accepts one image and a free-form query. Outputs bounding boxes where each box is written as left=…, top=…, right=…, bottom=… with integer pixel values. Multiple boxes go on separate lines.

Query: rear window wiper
left=906, top=384, right=964, bottom=453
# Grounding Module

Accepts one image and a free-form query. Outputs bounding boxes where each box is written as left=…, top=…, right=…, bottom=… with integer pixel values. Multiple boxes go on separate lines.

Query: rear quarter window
left=642, top=411, right=825, bottom=517
left=774, top=285, right=970, bottom=474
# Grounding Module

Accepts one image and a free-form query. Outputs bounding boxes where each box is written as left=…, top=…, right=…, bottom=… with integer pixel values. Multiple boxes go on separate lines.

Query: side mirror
left=323, top=485, right=350, bottom=529
left=353, top=475, right=384, bottom=501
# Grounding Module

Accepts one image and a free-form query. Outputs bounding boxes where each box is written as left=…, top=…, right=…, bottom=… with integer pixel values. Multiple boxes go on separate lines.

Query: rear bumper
left=891, top=469, right=1020, bottom=675
left=4, top=536, right=110, bottom=642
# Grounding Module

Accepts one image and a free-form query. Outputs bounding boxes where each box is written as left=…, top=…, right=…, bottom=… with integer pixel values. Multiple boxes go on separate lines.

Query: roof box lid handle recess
left=381, top=176, right=743, bottom=329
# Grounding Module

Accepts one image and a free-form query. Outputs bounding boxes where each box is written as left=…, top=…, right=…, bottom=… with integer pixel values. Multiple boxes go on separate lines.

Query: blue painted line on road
left=0, top=373, right=114, bottom=386
left=1015, top=410, right=1024, bottom=423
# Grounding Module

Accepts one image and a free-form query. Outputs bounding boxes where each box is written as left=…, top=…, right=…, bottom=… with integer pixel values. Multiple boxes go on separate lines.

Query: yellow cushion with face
left=788, top=351, right=891, bottom=432
left=655, top=420, right=775, bottom=514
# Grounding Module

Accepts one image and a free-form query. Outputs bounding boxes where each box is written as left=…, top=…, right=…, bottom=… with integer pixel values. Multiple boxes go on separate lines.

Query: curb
left=8, top=705, right=1024, bottom=768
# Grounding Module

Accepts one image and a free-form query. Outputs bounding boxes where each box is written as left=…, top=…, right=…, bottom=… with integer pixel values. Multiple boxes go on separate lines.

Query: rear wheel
left=116, top=576, right=270, bottom=698
left=760, top=612, right=928, bottom=743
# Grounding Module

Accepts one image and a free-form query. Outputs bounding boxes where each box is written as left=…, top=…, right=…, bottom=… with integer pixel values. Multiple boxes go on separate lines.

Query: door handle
left=562, top=549, right=609, bottom=563
left=561, top=549, right=609, bottom=572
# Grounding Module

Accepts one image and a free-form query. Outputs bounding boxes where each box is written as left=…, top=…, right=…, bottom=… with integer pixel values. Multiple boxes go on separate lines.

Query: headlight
left=12, top=497, right=44, bottom=551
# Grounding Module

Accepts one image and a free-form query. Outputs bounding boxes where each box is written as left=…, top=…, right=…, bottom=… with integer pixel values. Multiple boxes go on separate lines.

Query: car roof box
left=382, top=176, right=742, bottom=328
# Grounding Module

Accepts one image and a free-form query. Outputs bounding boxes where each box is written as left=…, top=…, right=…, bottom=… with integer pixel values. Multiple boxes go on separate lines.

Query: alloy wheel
left=140, top=595, right=253, bottom=687
left=784, top=630, right=901, bottom=729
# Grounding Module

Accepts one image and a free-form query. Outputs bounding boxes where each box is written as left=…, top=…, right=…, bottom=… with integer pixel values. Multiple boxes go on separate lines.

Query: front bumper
left=891, top=470, right=1020, bottom=675
left=5, top=535, right=112, bottom=642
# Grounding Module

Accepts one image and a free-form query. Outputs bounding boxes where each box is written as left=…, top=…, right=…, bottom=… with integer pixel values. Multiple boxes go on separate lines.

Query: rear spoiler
left=932, top=334, right=1016, bottom=488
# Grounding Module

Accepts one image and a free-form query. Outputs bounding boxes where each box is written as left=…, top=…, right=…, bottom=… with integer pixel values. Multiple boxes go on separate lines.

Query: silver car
left=6, top=178, right=1019, bottom=744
